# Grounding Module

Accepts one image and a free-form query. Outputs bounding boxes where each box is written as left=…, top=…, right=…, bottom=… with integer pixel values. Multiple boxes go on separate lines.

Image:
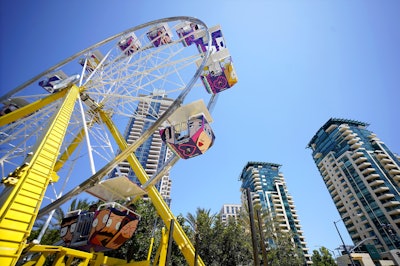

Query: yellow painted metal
left=146, top=237, right=155, bottom=262
left=0, top=89, right=69, bottom=127
left=53, top=127, right=86, bottom=172
left=153, top=227, right=168, bottom=266
left=99, top=110, right=204, bottom=266
left=20, top=244, right=153, bottom=266
left=0, top=85, right=80, bottom=266
left=20, top=245, right=93, bottom=266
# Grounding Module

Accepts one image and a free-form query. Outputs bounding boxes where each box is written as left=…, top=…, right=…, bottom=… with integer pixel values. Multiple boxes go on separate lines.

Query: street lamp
left=333, top=219, right=356, bottom=266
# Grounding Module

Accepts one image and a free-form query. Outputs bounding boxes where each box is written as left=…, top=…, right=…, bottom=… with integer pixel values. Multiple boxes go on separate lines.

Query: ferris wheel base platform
left=85, top=176, right=146, bottom=202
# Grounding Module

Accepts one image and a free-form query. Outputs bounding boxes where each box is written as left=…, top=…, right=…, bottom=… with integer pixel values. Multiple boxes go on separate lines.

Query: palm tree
left=186, top=208, right=217, bottom=265
left=67, top=198, right=94, bottom=212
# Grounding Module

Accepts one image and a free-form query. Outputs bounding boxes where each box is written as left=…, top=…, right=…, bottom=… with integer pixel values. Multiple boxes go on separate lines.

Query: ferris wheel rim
left=0, top=16, right=211, bottom=104
left=1, top=16, right=215, bottom=217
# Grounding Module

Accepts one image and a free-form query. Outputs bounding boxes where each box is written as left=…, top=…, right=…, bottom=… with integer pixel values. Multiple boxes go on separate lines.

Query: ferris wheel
left=0, top=16, right=237, bottom=266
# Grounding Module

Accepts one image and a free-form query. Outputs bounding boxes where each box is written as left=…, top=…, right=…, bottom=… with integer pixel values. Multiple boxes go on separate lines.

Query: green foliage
left=311, top=246, right=337, bottom=266
left=169, top=215, right=190, bottom=265
left=185, top=208, right=252, bottom=266
left=105, top=198, right=163, bottom=262
left=26, top=197, right=326, bottom=266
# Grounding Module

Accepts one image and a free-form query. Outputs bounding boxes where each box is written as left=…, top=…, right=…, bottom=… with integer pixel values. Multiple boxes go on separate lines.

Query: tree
left=311, top=246, right=337, bottom=266
left=185, top=208, right=252, bottom=266
left=169, top=215, right=191, bottom=265
left=239, top=204, right=307, bottom=266
left=214, top=216, right=253, bottom=266
left=105, top=198, right=163, bottom=262
left=186, top=208, right=218, bottom=265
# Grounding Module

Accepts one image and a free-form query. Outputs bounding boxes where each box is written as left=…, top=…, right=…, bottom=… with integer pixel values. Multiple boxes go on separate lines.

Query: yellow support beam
left=0, top=89, right=69, bottom=127
left=0, top=85, right=80, bottom=266
left=20, top=245, right=93, bottom=266
left=98, top=110, right=204, bottom=266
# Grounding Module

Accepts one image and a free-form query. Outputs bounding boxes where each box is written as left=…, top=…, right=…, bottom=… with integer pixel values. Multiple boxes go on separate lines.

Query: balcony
left=373, top=186, right=389, bottom=193
left=383, top=201, right=400, bottom=208
left=322, top=169, right=328, bottom=177
left=388, top=208, right=400, bottom=215
left=333, top=194, right=340, bottom=201
left=352, top=151, right=364, bottom=159
left=326, top=124, right=338, bottom=133
left=377, top=193, right=395, bottom=201
left=314, top=152, right=322, bottom=159
left=338, top=205, right=346, bottom=212
left=365, top=173, right=380, bottom=181
left=361, top=167, right=375, bottom=175
left=344, top=133, right=357, bottom=141
left=375, top=152, right=388, bottom=159
left=348, top=223, right=356, bottom=231
left=389, top=169, right=400, bottom=175
left=358, top=162, right=372, bottom=170
left=351, top=142, right=362, bottom=150
left=339, top=126, right=350, bottom=133
left=384, top=163, right=397, bottom=170
left=380, top=158, right=391, bottom=164
left=354, top=157, right=367, bottom=164
left=369, top=180, right=384, bottom=186
left=348, top=137, right=360, bottom=145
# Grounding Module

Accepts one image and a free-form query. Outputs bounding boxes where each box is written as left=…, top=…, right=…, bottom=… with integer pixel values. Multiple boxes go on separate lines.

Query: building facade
left=239, top=161, right=312, bottom=263
left=111, top=90, right=173, bottom=205
left=219, top=204, right=242, bottom=224
left=308, top=118, right=400, bottom=257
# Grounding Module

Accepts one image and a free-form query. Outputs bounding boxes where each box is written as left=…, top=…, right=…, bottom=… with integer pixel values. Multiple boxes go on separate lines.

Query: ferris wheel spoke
left=1, top=15, right=217, bottom=227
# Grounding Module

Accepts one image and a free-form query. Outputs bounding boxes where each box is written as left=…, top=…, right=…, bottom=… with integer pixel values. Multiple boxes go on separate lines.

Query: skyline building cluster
left=307, top=118, right=400, bottom=263
left=115, top=103, right=399, bottom=263
left=111, top=90, right=174, bottom=205
left=238, top=161, right=312, bottom=264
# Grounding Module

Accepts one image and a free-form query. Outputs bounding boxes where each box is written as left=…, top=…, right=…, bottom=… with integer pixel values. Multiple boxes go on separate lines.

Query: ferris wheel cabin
left=79, top=50, right=105, bottom=72
left=38, top=70, right=80, bottom=93
left=0, top=98, right=29, bottom=116
left=118, top=33, right=141, bottom=56
left=160, top=100, right=215, bottom=159
left=59, top=176, right=144, bottom=252
left=196, top=48, right=237, bottom=94
left=147, top=23, right=173, bottom=47
left=60, top=202, right=140, bottom=252
left=176, top=21, right=200, bottom=47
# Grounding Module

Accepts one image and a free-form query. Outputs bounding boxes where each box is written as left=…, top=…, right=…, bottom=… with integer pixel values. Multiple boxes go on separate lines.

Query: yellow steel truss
left=98, top=109, right=204, bottom=266
left=0, top=85, right=80, bottom=266
left=0, top=85, right=203, bottom=266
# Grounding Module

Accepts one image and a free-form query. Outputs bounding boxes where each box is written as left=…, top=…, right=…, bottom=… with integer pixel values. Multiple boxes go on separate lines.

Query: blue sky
left=1, top=0, right=399, bottom=257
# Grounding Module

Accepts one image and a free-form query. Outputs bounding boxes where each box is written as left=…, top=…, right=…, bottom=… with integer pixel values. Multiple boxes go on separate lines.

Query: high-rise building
left=112, top=90, right=174, bottom=205
left=219, top=204, right=242, bottom=224
left=307, top=118, right=400, bottom=256
left=239, top=161, right=312, bottom=264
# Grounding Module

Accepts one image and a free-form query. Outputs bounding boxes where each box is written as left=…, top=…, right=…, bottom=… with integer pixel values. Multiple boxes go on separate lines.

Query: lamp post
left=333, top=219, right=356, bottom=266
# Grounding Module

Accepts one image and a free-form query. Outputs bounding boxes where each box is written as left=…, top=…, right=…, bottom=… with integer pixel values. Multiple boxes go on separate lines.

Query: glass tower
left=239, top=161, right=312, bottom=264
left=308, top=118, right=400, bottom=255
left=111, top=90, right=174, bottom=205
